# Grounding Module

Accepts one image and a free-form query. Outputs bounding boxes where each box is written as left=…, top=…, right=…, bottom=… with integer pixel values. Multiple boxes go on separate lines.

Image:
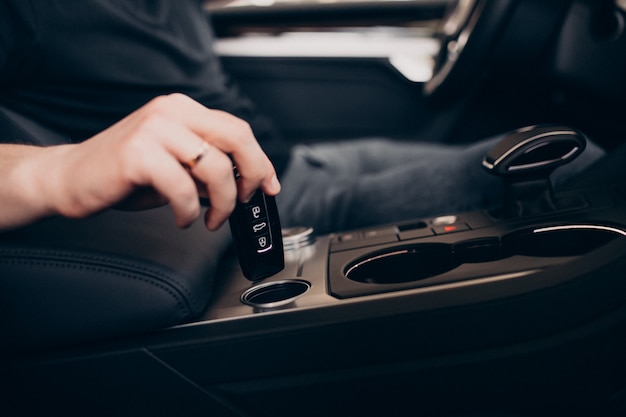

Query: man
left=0, top=0, right=604, bottom=233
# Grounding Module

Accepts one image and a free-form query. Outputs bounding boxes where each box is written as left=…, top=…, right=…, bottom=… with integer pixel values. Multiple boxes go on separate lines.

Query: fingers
left=121, top=113, right=239, bottom=230
left=134, top=94, right=281, bottom=229
left=150, top=94, right=281, bottom=201
left=196, top=113, right=278, bottom=201
left=139, top=146, right=203, bottom=228
left=184, top=142, right=238, bottom=230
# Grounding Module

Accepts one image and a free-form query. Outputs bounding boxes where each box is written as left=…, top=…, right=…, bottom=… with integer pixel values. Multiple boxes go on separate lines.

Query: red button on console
left=433, top=223, right=469, bottom=234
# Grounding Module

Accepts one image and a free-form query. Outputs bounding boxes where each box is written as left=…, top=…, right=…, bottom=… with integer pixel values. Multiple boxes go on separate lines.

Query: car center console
left=140, top=181, right=626, bottom=417
left=184, top=183, right=626, bottom=323
left=177, top=124, right=626, bottom=320
left=140, top=127, right=626, bottom=416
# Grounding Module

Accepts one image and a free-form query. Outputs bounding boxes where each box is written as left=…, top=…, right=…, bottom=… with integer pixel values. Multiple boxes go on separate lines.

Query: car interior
left=3, top=0, right=626, bottom=416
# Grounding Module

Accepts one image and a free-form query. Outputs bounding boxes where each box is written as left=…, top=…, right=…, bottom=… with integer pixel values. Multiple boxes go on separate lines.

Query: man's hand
left=1, top=94, right=280, bottom=231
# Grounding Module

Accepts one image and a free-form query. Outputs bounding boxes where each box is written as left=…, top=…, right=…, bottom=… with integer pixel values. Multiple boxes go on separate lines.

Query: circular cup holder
left=241, top=279, right=311, bottom=309
left=503, top=224, right=626, bottom=257
left=343, top=224, right=626, bottom=286
left=345, top=244, right=459, bottom=284
left=453, top=237, right=510, bottom=263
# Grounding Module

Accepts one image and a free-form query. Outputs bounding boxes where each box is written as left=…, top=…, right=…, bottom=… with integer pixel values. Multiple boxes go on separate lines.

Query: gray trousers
left=277, top=136, right=606, bottom=234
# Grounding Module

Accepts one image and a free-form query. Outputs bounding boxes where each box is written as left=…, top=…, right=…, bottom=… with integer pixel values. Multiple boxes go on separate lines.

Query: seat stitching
left=0, top=249, right=205, bottom=313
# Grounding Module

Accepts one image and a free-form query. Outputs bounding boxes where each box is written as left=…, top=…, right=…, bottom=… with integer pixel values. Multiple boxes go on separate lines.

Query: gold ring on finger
left=185, top=142, right=211, bottom=169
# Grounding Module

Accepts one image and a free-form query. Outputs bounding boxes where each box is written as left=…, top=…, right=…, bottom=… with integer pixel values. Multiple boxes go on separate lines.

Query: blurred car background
left=4, top=1, right=626, bottom=416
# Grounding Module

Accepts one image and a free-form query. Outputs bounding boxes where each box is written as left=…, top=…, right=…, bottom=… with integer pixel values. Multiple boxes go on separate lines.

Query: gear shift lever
left=482, top=124, right=587, bottom=218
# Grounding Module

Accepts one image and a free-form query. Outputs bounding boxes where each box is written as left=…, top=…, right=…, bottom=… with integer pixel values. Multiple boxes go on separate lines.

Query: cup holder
left=503, top=224, right=626, bottom=257
left=345, top=244, right=459, bottom=284
left=453, top=237, right=509, bottom=264
left=343, top=224, right=626, bottom=285
left=241, top=279, right=311, bottom=309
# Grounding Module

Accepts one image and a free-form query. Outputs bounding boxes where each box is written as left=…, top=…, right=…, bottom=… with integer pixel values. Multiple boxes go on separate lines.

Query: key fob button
left=254, top=234, right=272, bottom=253
left=251, top=220, right=269, bottom=234
left=247, top=203, right=266, bottom=221
left=229, top=190, right=285, bottom=281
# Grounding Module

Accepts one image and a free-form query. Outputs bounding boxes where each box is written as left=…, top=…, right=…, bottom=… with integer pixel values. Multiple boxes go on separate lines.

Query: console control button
left=433, top=222, right=469, bottom=235
left=331, top=228, right=399, bottom=252
left=431, top=215, right=458, bottom=226
left=364, top=228, right=398, bottom=238
left=339, top=232, right=361, bottom=242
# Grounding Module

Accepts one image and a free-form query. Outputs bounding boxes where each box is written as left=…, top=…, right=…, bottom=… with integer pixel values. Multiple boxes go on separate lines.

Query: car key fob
left=229, top=190, right=284, bottom=281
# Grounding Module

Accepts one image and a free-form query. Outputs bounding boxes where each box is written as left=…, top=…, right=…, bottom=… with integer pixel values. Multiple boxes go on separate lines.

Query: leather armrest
left=0, top=105, right=233, bottom=354
left=0, top=207, right=232, bottom=354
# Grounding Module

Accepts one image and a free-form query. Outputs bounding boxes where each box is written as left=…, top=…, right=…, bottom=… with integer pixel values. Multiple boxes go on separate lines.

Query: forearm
left=0, top=144, right=60, bottom=230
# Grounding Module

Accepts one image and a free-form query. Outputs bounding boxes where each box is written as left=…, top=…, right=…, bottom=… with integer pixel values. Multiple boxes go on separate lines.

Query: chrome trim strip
left=344, top=249, right=409, bottom=278
left=241, top=279, right=311, bottom=309
left=490, top=130, right=578, bottom=170
left=533, top=224, right=626, bottom=236
left=507, top=146, right=580, bottom=172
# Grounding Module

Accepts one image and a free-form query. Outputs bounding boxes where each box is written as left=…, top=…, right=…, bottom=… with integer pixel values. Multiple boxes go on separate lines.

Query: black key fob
left=229, top=190, right=284, bottom=281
